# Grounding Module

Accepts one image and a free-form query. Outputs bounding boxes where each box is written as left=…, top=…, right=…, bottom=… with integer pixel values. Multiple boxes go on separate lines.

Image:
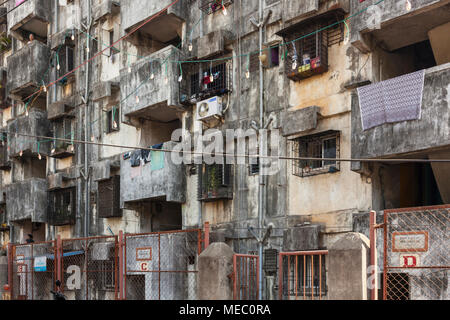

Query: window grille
left=57, top=45, right=75, bottom=77
left=282, top=12, right=344, bottom=81
left=291, top=131, right=340, bottom=177
left=197, top=163, right=233, bottom=202
left=51, top=118, right=74, bottom=158
left=104, top=106, right=120, bottom=133
left=98, top=176, right=121, bottom=218
left=48, top=188, right=76, bottom=226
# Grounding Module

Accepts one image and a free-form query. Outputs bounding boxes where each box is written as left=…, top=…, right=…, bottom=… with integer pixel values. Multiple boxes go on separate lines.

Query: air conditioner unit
left=196, top=96, right=223, bottom=122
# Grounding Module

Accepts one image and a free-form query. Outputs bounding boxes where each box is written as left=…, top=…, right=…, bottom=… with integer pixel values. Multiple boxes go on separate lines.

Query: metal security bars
left=278, top=251, right=328, bottom=300
left=232, top=254, right=259, bottom=300
left=199, top=0, right=233, bottom=15
left=383, top=205, right=450, bottom=300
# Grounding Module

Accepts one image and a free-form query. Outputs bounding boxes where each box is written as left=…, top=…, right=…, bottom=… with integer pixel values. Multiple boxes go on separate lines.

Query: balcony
left=7, top=109, right=51, bottom=158
left=351, top=63, right=450, bottom=160
left=120, top=46, right=186, bottom=123
left=6, top=40, right=51, bottom=99
left=120, top=141, right=185, bottom=206
left=121, top=0, right=186, bottom=45
left=7, top=0, right=50, bottom=41
left=93, top=0, right=121, bottom=21
left=350, top=0, right=450, bottom=52
left=6, top=178, right=48, bottom=223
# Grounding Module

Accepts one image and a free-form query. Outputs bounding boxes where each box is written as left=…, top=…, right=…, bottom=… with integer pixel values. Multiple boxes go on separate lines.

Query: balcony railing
left=120, top=46, right=186, bottom=123
left=179, top=60, right=232, bottom=106
left=120, top=141, right=185, bottom=205
left=6, top=40, right=51, bottom=99
left=351, top=63, right=450, bottom=159
left=7, top=0, right=50, bottom=41
left=6, top=178, right=48, bottom=223
left=7, top=108, right=51, bottom=158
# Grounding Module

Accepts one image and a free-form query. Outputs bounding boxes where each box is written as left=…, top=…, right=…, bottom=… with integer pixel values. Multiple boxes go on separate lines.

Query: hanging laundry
left=123, top=152, right=131, bottom=160
left=357, top=69, right=425, bottom=130
left=130, top=150, right=141, bottom=167
left=150, top=143, right=165, bottom=171
left=141, top=149, right=151, bottom=164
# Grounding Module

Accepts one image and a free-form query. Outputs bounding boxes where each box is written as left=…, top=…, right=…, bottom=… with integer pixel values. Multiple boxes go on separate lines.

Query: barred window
left=292, top=131, right=340, bottom=177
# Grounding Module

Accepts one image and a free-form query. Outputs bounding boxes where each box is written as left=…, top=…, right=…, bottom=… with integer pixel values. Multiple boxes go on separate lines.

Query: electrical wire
left=3, top=130, right=450, bottom=164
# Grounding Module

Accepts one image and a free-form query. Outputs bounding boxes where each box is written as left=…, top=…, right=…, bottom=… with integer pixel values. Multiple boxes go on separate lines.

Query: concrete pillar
left=198, top=242, right=234, bottom=300
left=328, top=232, right=370, bottom=300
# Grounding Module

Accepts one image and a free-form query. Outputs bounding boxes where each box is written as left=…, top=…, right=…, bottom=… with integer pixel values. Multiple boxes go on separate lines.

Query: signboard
left=136, top=247, right=152, bottom=261
left=139, top=262, right=149, bottom=271
left=34, top=256, right=47, bottom=272
left=400, top=254, right=420, bottom=268
left=392, top=231, right=428, bottom=252
left=16, top=255, right=24, bottom=262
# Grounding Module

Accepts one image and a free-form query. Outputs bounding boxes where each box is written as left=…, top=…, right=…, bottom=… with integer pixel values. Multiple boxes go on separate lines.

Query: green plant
left=0, top=33, right=11, bottom=52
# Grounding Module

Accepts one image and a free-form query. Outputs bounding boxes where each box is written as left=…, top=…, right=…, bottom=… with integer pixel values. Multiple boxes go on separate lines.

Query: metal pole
left=257, top=0, right=264, bottom=301
left=118, top=231, right=124, bottom=300
left=369, top=210, right=378, bottom=300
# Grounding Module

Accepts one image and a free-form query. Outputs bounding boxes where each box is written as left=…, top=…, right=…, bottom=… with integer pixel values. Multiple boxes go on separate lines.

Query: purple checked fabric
left=357, top=69, right=425, bottom=130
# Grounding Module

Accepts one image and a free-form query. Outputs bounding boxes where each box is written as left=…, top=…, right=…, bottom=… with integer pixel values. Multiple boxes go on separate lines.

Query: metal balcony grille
left=180, top=61, right=232, bottom=105
left=283, top=12, right=344, bottom=81
left=197, top=163, right=233, bottom=202
left=199, top=0, right=233, bottom=15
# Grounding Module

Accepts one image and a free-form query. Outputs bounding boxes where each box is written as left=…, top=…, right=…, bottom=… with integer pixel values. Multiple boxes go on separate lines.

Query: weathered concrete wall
left=6, top=178, right=48, bottom=223
left=7, top=109, right=51, bottom=157
left=121, top=0, right=187, bottom=33
left=6, top=40, right=50, bottom=97
left=120, top=141, right=186, bottom=206
left=352, top=63, right=450, bottom=159
left=120, top=46, right=185, bottom=122
left=7, top=0, right=50, bottom=36
left=198, top=242, right=234, bottom=300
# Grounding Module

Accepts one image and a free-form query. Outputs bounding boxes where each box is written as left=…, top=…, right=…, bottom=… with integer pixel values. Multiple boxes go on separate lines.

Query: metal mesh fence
left=124, top=230, right=201, bottom=300
left=61, top=236, right=118, bottom=300
left=384, top=205, right=450, bottom=300
left=11, top=241, right=56, bottom=300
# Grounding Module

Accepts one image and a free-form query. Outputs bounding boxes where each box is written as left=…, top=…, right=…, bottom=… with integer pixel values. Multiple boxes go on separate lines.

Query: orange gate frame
left=278, top=250, right=328, bottom=300
left=232, top=254, right=259, bottom=300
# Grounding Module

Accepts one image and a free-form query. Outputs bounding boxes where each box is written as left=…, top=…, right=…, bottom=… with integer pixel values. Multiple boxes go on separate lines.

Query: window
left=249, top=158, right=259, bottom=175
left=283, top=254, right=327, bottom=297
left=292, top=131, right=340, bottom=177
left=57, top=45, right=75, bottom=76
left=109, top=30, right=120, bottom=56
left=52, top=118, right=74, bottom=156
left=98, top=176, right=121, bottom=218
left=197, top=163, right=233, bottom=201
left=48, top=188, right=76, bottom=226
left=100, top=260, right=115, bottom=290
left=104, top=106, right=120, bottom=134
left=199, top=0, right=234, bottom=15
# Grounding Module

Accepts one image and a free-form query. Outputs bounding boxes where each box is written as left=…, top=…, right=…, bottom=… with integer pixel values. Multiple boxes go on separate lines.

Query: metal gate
left=383, top=205, right=450, bottom=300
left=278, top=250, right=328, bottom=300
left=9, top=241, right=56, bottom=300
left=232, top=254, right=259, bottom=300
left=123, top=229, right=203, bottom=300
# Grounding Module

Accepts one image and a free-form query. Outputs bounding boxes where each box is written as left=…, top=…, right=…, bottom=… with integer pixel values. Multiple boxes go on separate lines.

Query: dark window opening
left=52, top=118, right=74, bottom=156
left=98, top=176, right=121, bottom=218
left=269, top=46, right=280, bottom=68
left=197, top=163, right=233, bottom=201
left=105, top=107, right=120, bottom=134
left=292, top=131, right=340, bottom=177
left=57, top=45, right=75, bottom=77
left=109, top=30, right=120, bottom=56
left=48, top=188, right=76, bottom=226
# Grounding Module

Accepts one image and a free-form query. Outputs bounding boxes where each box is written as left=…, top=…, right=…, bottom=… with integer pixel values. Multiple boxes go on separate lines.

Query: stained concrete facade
left=0, top=0, right=448, bottom=300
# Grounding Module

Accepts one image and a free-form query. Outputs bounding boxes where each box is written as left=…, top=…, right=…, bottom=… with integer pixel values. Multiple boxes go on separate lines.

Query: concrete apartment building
left=0, top=0, right=448, bottom=300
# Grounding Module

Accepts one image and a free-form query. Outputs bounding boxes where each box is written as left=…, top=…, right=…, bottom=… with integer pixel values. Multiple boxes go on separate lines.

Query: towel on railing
left=357, top=69, right=425, bottom=130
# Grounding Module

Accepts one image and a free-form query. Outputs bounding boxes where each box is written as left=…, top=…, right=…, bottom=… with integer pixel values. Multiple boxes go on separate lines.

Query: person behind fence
left=50, top=280, right=66, bottom=300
